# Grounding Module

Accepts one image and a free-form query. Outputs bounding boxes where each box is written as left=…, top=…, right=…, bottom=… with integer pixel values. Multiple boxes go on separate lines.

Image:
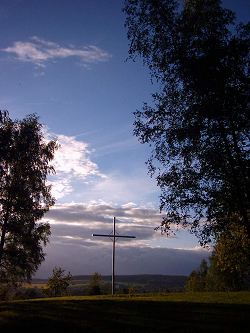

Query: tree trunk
left=0, top=198, right=11, bottom=266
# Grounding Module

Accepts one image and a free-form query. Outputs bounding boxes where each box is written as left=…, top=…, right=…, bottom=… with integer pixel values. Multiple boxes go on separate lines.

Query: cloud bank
left=2, top=36, right=111, bottom=67
left=37, top=201, right=210, bottom=277
left=37, top=244, right=209, bottom=277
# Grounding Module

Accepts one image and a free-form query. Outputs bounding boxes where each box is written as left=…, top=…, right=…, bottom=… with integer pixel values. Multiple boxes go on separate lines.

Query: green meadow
left=1, top=292, right=250, bottom=332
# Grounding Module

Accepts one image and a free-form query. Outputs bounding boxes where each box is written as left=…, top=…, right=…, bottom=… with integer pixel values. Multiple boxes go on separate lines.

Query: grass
left=1, top=292, right=250, bottom=332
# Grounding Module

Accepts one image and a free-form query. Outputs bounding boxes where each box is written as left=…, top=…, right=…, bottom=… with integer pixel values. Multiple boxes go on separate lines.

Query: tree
left=0, top=111, right=57, bottom=284
left=87, top=272, right=102, bottom=295
left=186, top=221, right=250, bottom=291
left=211, top=220, right=250, bottom=289
left=205, top=255, right=236, bottom=291
left=46, top=267, right=72, bottom=297
left=124, top=0, right=250, bottom=244
left=185, top=259, right=208, bottom=291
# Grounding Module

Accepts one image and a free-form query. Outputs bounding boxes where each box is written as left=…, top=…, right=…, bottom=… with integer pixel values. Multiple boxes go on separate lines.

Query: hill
left=0, top=293, right=250, bottom=332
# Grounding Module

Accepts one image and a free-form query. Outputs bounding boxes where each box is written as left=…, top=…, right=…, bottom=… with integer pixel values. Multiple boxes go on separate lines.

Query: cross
left=92, top=216, right=136, bottom=295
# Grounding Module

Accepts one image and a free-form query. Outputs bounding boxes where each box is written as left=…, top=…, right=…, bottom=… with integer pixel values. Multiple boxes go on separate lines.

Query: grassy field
left=1, top=292, right=250, bottom=332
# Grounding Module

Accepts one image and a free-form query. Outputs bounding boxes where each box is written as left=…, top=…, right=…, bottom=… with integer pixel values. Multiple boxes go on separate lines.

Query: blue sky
left=0, top=0, right=249, bottom=277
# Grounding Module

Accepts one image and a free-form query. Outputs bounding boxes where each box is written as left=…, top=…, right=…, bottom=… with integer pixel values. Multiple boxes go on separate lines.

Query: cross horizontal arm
left=92, top=233, right=136, bottom=239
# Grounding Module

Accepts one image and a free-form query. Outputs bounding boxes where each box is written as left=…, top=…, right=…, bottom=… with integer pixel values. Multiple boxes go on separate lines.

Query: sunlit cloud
left=49, top=177, right=73, bottom=200
left=53, top=134, right=104, bottom=179
left=44, top=201, right=173, bottom=250
left=46, top=133, right=106, bottom=200
left=42, top=200, right=204, bottom=257
left=175, top=245, right=212, bottom=252
left=46, top=201, right=163, bottom=228
left=2, top=36, right=112, bottom=68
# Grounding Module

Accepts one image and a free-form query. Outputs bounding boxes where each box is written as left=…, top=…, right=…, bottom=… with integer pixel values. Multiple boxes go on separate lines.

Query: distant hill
left=33, top=274, right=187, bottom=293
left=113, top=274, right=187, bottom=292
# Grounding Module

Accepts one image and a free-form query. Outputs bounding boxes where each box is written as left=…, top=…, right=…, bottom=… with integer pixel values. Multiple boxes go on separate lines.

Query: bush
left=14, top=287, right=44, bottom=300
left=87, top=272, right=102, bottom=295
left=46, top=267, right=72, bottom=297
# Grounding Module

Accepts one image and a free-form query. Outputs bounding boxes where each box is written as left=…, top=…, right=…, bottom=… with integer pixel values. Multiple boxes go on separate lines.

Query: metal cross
left=92, top=216, right=136, bottom=295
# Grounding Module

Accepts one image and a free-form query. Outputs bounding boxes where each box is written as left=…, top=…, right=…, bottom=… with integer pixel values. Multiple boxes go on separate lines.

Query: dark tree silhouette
left=87, top=272, right=102, bottom=295
left=0, top=111, right=57, bottom=284
left=46, top=267, right=72, bottom=297
left=124, top=0, right=250, bottom=244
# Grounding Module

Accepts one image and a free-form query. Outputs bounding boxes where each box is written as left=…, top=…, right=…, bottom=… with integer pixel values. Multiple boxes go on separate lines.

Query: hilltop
left=1, top=293, right=250, bottom=332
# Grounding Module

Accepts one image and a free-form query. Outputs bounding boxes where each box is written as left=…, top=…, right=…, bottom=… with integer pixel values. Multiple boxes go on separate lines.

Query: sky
left=0, top=0, right=249, bottom=278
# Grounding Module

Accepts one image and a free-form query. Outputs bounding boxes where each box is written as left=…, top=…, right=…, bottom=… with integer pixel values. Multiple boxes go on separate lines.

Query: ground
left=0, top=293, right=250, bottom=332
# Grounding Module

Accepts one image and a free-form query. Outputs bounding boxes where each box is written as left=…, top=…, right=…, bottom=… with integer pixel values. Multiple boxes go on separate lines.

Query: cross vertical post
left=92, top=216, right=136, bottom=295
left=112, top=216, right=115, bottom=295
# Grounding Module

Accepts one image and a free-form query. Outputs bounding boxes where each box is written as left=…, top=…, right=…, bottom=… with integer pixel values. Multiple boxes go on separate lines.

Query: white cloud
left=49, top=177, right=73, bottom=200
left=175, top=245, right=212, bottom=252
left=53, top=134, right=104, bottom=179
left=46, top=133, right=106, bottom=200
left=2, top=36, right=111, bottom=68
left=83, top=172, right=158, bottom=204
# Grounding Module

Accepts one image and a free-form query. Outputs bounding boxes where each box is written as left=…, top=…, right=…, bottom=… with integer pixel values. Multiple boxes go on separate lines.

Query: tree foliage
left=185, top=259, right=208, bottom=291
left=186, top=222, right=250, bottom=291
left=205, top=255, right=242, bottom=291
left=212, top=220, right=250, bottom=288
left=87, top=272, right=102, bottom=295
left=124, top=0, right=250, bottom=244
left=46, top=266, right=72, bottom=297
left=0, top=111, right=57, bottom=283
